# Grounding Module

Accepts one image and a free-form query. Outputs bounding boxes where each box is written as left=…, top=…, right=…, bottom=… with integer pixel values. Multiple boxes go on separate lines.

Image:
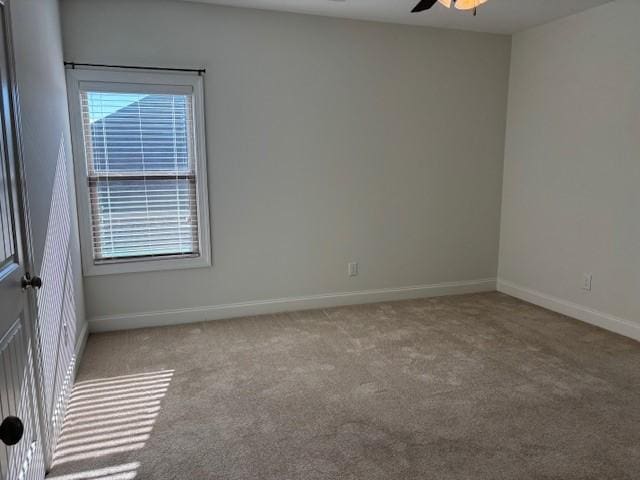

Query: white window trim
left=66, top=67, right=211, bottom=276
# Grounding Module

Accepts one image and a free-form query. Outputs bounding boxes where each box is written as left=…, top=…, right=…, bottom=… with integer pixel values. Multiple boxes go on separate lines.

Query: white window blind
left=79, top=89, right=200, bottom=263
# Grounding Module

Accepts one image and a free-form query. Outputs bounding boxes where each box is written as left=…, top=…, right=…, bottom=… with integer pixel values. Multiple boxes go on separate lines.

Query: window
left=67, top=69, right=210, bottom=275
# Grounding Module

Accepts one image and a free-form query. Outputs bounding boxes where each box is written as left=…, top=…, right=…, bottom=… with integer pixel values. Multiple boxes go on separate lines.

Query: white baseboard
left=74, top=321, right=89, bottom=376
left=89, top=278, right=497, bottom=332
left=497, top=279, right=640, bottom=342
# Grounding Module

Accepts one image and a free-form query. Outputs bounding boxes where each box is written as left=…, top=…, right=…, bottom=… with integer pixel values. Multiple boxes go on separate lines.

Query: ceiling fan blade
left=411, top=0, right=439, bottom=13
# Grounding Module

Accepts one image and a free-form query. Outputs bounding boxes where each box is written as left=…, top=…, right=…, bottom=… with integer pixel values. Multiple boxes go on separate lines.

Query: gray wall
left=10, top=0, right=86, bottom=462
left=60, top=0, right=511, bottom=328
left=498, top=0, right=640, bottom=340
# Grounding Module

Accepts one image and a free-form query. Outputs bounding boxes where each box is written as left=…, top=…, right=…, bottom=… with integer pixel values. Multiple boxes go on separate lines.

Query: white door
left=0, top=1, right=45, bottom=479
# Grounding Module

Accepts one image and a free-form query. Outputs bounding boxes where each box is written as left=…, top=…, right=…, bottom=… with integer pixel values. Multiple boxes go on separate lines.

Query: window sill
left=82, top=253, right=211, bottom=276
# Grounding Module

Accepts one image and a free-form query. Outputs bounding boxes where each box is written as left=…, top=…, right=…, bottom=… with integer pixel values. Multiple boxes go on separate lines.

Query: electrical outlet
left=582, top=273, right=592, bottom=292
left=348, top=262, right=358, bottom=277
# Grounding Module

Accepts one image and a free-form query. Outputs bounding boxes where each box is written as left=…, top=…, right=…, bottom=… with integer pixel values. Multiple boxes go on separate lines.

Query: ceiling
left=182, top=0, right=613, bottom=34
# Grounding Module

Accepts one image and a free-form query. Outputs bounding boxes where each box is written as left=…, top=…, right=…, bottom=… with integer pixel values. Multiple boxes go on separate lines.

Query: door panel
left=0, top=129, right=14, bottom=264
left=0, top=1, right=45, bottom=478
left=0, top=319, right=42, bottom=480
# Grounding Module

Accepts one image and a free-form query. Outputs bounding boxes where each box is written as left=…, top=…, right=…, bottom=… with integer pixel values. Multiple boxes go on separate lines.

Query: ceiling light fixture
left=412, top=0, right=489, bottom=16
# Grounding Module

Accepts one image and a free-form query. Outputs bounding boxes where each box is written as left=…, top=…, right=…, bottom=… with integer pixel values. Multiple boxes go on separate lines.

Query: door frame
left=0, top=0, right=50, bottom=471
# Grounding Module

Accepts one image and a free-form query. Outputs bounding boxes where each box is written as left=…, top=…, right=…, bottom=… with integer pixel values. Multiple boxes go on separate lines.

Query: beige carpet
left=47, top=292, right=640, bottom=479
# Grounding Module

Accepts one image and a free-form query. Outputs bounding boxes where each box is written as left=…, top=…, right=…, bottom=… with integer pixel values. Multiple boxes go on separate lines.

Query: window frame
left=66, top=67, right=211, bottom=276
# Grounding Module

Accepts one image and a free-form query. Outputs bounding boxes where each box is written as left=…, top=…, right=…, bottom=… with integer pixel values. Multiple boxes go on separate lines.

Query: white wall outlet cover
left=582, top=274, right=592, bottom=291
left=348, top=262, right=359, bottom=277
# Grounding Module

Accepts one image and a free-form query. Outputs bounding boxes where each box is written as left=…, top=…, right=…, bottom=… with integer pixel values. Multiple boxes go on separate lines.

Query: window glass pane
left=79, top=89, right=200, bottom=262
left=90, top=178, right=198, bottom=259
left=83, top=92, right=192, bottom=173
